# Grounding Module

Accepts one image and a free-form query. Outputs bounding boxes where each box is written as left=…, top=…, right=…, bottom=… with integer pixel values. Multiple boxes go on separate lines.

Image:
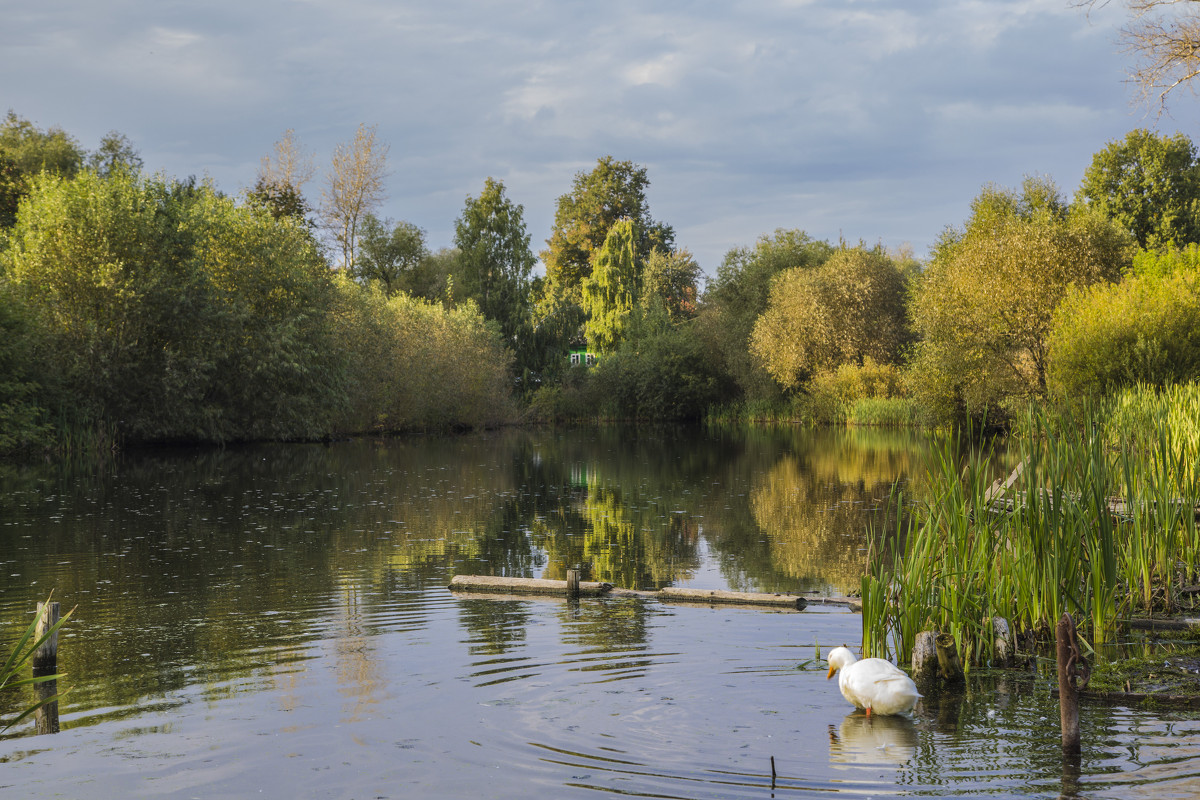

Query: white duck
left=825, top=646, right=921, bottom=716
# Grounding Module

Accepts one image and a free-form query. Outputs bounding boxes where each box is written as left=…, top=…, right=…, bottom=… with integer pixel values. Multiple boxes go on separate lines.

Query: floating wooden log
left=448, top=575, right=613, bottom=597
left=448, top=575, right=848, bottom=611
left=1129, top=617, right=1200, bottom=631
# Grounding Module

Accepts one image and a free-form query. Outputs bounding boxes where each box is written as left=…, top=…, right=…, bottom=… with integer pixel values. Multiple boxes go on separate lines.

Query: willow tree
left=541, top=156, right=672, bottom=302
left=581, top=220, right=638, bottom=354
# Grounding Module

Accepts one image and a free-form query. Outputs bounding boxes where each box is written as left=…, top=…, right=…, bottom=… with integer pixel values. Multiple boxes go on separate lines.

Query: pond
left=1, top=426, right=1199, bottom=798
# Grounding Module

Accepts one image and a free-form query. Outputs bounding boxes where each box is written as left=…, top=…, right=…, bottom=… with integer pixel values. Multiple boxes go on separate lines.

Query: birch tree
left=322, top=124, right=389, bottom=270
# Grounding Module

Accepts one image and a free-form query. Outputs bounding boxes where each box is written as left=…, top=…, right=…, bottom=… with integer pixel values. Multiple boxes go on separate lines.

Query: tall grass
left=864, top=392, right=1199, bottom=668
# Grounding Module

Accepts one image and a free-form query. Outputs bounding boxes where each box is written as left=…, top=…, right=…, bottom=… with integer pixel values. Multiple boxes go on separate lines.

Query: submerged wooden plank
left=649, top=586, right=808, bottom=609
left=448, top=575, right=860, bottom=611
left=448, top=574, right=612, bottom=597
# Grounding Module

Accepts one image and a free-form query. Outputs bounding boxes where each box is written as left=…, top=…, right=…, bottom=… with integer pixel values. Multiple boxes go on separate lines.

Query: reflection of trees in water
left=699, top=426, right=931, bottom=594
left=558, top=598, right=651, bottom=654
left=750, top=456, right=898, bottom=595
left=458, top=599, right=531, bottom=657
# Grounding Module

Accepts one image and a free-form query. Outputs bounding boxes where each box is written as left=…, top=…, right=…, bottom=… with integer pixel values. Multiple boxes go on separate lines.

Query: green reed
left=864, top=391, right=1198, bottom=668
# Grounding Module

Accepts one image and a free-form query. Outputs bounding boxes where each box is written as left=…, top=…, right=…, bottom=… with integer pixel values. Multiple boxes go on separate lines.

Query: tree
left=322, top=123, right=389, bottom=270
left=908, top=177, right=1133, bottom=424
left=581, top=220, right=639, bottom=354
left=0, top=111, right=84, bottom=227
left=640, top=248, right=701, bottom=322
left=355, top=214, right=428, bottom=297
left=1076, top=128, right=1200, bottom=248
left=453, top=177, right=535, bottom=343
left=749, top=247, right=913, bottom=391
left=250, top=129, right=316, bottom=225
left=1081, top=1, right=1200, bottom=109
left=541, top=156, right=673, bottom=301
left=699, top=229, right=835, bottom=401
left=87, top=131, right=142, bottom=178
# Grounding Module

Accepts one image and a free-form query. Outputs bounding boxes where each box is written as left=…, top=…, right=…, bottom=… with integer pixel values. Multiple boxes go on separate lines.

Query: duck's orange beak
left=826, top=665, right=836, bottom=680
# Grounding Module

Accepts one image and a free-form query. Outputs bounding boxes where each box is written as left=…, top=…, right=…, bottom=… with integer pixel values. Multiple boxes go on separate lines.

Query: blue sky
left=5, top=0, right=1197, bottom=275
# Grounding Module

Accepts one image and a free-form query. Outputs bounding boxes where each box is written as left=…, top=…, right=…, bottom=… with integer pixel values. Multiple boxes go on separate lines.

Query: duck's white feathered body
left=826, top=646, right=920, bottom=716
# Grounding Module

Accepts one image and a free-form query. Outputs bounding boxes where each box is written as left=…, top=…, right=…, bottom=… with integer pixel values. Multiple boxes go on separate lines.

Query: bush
left=1048, top=262, right=1200, bottom=400
left=801, top=359, right=907, bottom=425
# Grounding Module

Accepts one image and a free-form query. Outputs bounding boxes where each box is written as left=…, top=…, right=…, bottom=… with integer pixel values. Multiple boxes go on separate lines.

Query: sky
left=5, top=0, right=1199, bottom=277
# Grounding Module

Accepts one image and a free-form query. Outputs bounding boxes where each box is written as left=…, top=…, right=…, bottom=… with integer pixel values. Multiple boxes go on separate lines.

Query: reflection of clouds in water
left=828, top=712, right=917, bottom=767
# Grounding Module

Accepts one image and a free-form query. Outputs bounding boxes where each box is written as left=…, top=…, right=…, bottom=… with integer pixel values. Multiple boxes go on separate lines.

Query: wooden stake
left=33, top=601, right=59, bottom=673
left=566, top=569, right=581, bottom=599
left=1056, top=612, right=1081, bottom=755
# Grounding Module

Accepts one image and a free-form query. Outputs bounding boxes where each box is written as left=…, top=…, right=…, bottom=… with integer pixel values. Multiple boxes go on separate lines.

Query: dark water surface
left=2, top=426, right=1199, bottom=798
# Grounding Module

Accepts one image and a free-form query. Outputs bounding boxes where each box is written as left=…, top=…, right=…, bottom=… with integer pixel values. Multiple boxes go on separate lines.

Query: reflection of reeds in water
left=828, top=712, right=918, bottom=766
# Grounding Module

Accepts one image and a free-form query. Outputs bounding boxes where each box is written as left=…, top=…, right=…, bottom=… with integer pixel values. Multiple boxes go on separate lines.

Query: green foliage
left=1048, top=256, right=1200, bottom=399
left=799, top=359, right=908, bottom=425
left=589, top=320, right=731, bottom=420
left=581, top=220, right=639, bottom=354
left=453, top=177, right=535, bottom=344
left=86, top=131, right=142, bottom=178
left=0, top=111, right=85, bottom=228
left=355, top=214, right=428, bottom=297
left=1077, top=128, right=1200, bottom=249
left=246, top=175, right=313, bottom=226
left=3, top=170, right=345, bottom=443
left=0, top=280, right=52, bottom=453
left=749, top=246, right=913, bottom=390
left=332, top=278, right=516, bottom=431
left=540, top=156, right=673, bottom=299
left=1131, top=241, right=1200, bottom=278
left=640, top=248, right=701, bottom=322
left=700, top=229, right=834, bottom=402
left=908, top=177, right=1132, bottom=427
left=864, top=397, right=1200, bottom=665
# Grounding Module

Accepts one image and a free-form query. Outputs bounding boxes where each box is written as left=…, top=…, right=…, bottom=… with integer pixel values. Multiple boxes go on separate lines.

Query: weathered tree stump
left=935, top=633, right=965, bottom=685
left=912, top=631, right=940, bottom=691
left=992, top=617, right=1013, bottom=667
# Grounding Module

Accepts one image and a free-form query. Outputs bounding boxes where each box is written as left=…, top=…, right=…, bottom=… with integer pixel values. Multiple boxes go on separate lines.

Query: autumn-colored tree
left=750, top=246, right=913, bottom=391
left=321, top=124, right=389, bottom=270
left=250, top=128, right=316, bottom=225
left=700, top=229, right=835, bottom=401
left=909, top=177, right=1133, bottom=424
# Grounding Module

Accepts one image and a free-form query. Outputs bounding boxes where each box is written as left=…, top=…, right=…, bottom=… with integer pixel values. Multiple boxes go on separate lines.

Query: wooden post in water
left=566, top=569, right=581, bottom=599
left=912, top=631, right=940, bottom=692
left=33, top=601, right=59, bottom=673
left=992, top=617, right=1013, bottom=667
left=1056, top=613, right=1081, bottom=755
left=935, top=633, right=965, bottom=685
left=34, top=677, right=59, bottom=735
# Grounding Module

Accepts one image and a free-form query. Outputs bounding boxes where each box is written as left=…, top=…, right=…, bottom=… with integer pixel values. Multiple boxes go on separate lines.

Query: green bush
left=1048, top=262, right=1200, bottom=400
